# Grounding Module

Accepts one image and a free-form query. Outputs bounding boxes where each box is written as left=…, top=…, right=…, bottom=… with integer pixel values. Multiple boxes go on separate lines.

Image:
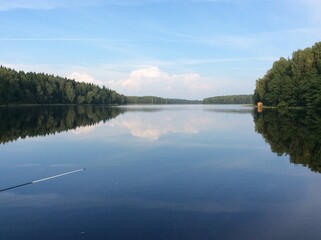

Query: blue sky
left=1, top=0, right=321, bottom=99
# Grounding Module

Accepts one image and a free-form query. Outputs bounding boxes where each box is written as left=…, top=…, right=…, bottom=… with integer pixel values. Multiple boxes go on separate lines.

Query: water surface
left=1, top=105, right=321, bottom=240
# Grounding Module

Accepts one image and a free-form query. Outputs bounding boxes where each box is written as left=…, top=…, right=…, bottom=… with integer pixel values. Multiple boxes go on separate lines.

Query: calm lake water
left=1, top=105, right=321, bottom=240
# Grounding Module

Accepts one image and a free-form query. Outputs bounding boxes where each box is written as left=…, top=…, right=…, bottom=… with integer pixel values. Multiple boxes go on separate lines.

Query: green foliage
left=254, top=41, right=321, bottom=107
left=0, top=105, right=124, bottom=144
left=203, top=95, right=253, bottom=104
left=0, top=66, right=126, bottom=105
left=254, top=109, right=321, bottom=173
left=126, top=96, right=202, bottom=104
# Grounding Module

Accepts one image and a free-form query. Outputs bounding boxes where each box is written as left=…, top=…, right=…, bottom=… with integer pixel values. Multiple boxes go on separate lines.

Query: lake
left=1, top=105, right=321, bottom=240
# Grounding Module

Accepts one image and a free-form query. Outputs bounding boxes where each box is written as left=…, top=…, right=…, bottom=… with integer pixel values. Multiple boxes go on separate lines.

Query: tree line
left=0, top=105, right=123, bottom=145
left=203, top=94, right=253, bottom=104
left=126, top=96, right=202, bottom=104
left=127, top=95, right=253, bottom=104
left=0, top=66, right=126, bottom=105
left=253, top=42, right=321, bottom=107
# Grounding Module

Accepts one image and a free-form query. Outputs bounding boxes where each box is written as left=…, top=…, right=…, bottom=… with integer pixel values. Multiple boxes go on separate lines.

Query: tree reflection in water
left=0, top=105, right=124, bottom=145
left=254, top=108, right=321, bottom=173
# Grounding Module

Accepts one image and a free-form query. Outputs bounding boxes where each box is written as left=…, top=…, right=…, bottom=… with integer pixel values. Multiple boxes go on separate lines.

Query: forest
left=203, top=94, right=253, bottom=104
left=0, top=66, right=126, bottom=105
left=253, top=41, right=321, bottom=107
left=127, top=95, right=253, bottom=105
left=126, top=96, right=201, bottom=104
left=254, top=108, right=321, bottom=173
left=0, top=105, right=123, bottom=144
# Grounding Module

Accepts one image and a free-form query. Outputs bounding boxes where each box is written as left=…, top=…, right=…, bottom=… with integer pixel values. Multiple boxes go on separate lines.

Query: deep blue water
left=1, top=105, right=321, bottom=240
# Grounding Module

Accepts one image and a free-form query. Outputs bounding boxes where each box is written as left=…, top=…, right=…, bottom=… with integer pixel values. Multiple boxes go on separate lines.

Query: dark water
left=1, top=105, right=321, bottom=240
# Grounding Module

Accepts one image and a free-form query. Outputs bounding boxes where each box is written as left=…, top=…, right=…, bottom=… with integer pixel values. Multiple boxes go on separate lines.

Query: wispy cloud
left=0, top=0, right=188, bottom=11
left=1, top=0, right=319, bottom=12
left=158, top=27, right=321, bottom=49
left=0, top=38, right=151, bottom=42
left=0, top=0, right=103, bottom=11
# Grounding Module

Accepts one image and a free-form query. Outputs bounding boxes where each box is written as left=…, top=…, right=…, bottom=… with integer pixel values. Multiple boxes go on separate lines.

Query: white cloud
left=108, top=66, right=214, bottom=99
left=121, top=66, right=162, bottom=89
left=68, top=72, right=102, bottom=85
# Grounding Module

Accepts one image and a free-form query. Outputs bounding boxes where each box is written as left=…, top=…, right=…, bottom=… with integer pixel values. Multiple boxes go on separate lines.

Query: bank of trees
left=126, top=96, right=201, bottom=104
left=253, top=42, right=321, bottom=107
left=0, top=66, right=126, bottom=105
left=127, top=95, right=253, bottom=105
left=203, top=95, right=253, bottom=104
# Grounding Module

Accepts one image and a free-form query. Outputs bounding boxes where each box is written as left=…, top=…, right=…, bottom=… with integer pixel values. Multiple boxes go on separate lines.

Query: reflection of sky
left=112, top=107, right=233, bottom=140
left=1, top=105, right=321, bottom=239
left=70, top=105, right=254, bottom=141
left=71, top=125, right=96, bottom=135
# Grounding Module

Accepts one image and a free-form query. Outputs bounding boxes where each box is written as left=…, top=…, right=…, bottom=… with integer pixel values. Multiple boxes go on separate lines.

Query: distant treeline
left=127, top=95, right=253, bottom=104
left=126, top=96, right=202, bottom=104
left=0, top=105, right=123, bottom=144
left=254, top=41, right=321, bottom=107
left=203, top=94, right=253, bottom=104
left=254, top=108, right=321, bottom=173
left=0, top=66, right=126, bottom=105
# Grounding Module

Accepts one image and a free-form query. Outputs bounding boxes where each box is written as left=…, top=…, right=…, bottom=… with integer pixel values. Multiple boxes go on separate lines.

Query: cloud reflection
left=72, top=125, right=97, bottom=135
left=109, top=106, right=251, bottom=140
